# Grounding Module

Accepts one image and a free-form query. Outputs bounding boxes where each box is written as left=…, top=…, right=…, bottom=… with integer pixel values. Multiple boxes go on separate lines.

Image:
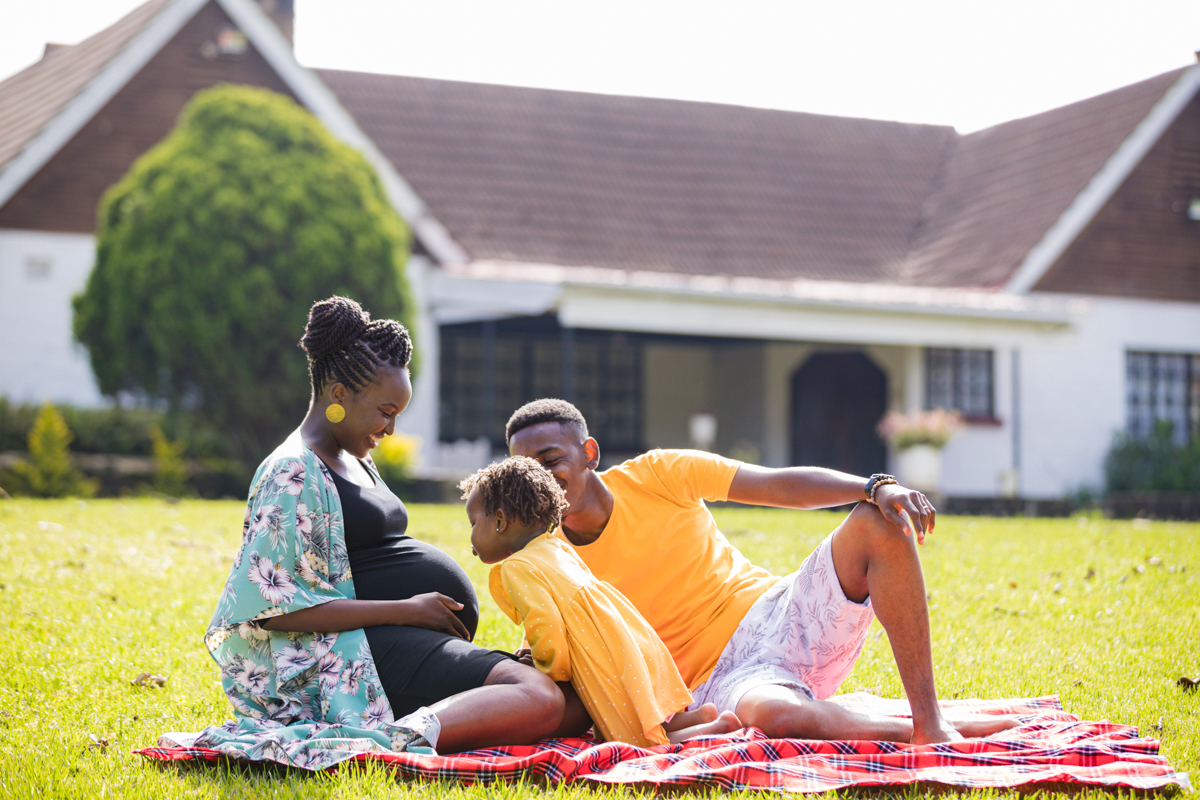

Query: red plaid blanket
left=136, top=695, right=1189, bottom=792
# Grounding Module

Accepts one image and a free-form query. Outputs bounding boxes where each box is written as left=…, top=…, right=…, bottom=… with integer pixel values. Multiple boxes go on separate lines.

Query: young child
left=460, top=456, right=741, bottom=747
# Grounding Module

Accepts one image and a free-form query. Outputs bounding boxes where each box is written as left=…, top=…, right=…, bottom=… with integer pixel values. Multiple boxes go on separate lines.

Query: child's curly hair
left=459, top=456, right=569, bottom=533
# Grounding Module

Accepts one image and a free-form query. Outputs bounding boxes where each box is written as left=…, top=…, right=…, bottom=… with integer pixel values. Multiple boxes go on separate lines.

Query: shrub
left=1105, top=421, right=1200, bottom=493
left=151, top=425, right=188, bottom=498
left=73, top=84, right=413, bottom=463
left=372, top=433, right=420, bottom=490
left=1, top=404, right=97, bottom=498
left=0, top=399, right=253, bottom=498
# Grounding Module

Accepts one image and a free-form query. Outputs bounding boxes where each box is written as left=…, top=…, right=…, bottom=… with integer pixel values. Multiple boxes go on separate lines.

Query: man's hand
left=514, top=646, right=535, bottom=667
left=872, top=483, right=936, bottom=543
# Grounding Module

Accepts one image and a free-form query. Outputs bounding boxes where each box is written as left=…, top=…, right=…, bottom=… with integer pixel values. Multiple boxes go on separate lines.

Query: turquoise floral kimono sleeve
left=192, top=431, right=436, bottom=770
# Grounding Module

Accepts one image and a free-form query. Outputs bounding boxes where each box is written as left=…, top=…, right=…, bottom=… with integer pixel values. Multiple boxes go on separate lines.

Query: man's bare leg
left=830, top=502, right=958, bottom=743
left=737, top=504, right=1019, bottom=743
left=736, top=685, right=1018, bottom=742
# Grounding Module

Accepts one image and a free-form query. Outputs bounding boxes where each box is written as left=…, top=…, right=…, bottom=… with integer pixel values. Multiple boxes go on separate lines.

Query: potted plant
left=876, top=408, right=964, bottom=495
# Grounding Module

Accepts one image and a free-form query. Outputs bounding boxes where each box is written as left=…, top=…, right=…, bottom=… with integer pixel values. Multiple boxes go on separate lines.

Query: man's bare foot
left=911, top=715, right=1021, bottom=744
left=951, top=714, right=1022, bottom=738
left=666, top=710, right=742, bottom=744
left=664, top=703, right=719, bottom=731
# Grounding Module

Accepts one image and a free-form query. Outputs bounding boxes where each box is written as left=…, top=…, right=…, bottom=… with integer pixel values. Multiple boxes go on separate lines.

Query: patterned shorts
left=688, top=533, right=874, bottom=714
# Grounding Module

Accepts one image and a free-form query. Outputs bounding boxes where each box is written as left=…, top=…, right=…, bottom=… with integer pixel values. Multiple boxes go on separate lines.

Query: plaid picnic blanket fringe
left=136, top=695, right=1190, bottom=793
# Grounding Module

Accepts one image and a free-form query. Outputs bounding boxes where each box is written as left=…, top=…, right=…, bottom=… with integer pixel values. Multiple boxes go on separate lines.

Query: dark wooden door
left=790, top=352, right=887, bottom=476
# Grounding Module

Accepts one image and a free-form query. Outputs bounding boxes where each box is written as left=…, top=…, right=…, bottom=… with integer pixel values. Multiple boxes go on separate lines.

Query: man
left=507, top=398, right=1016, bottom=743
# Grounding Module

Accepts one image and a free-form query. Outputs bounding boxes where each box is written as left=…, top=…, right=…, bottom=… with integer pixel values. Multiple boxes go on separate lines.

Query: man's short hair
left=505, top=398, right=589, bottom=446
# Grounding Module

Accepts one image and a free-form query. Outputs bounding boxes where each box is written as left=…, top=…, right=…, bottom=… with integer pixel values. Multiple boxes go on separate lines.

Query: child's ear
left=494, top=508, right=509, bottom=534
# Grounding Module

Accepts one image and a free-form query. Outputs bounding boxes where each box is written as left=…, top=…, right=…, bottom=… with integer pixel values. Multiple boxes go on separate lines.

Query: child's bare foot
left=666, top=710, right=742, bottom=744
left=911, top=715, right=1021, bottom=744
left=665, top=703, right=720, bottom=731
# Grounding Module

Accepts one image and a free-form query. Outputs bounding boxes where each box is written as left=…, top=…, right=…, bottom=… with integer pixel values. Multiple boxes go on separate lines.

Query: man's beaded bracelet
left=864, top=473, right=898, bottom=505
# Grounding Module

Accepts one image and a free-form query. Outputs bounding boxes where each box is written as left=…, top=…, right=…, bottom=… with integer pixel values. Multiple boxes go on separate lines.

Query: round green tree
left=74, top=84, right=413, bottom=460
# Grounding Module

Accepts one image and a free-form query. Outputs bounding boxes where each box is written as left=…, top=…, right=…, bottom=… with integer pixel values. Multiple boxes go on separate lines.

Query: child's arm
left=489, top=562, right=571, bottom=682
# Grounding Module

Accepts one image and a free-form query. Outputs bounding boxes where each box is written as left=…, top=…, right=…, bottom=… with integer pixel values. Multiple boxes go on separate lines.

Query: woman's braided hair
left=300, top=296, right=412, bottom=393
left=459, top=456, right=568, bottom=534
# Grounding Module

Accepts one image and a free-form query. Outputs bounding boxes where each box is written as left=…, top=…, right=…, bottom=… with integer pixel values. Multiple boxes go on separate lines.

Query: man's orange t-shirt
left=565, top=449, right=780, bottom=690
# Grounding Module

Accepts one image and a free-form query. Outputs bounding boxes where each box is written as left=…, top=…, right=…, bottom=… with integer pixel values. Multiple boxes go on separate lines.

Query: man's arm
left=726, top=464, right=935, bottom=541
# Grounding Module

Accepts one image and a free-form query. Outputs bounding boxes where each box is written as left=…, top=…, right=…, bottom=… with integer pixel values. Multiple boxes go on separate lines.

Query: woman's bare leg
left=428, top=659, right=564, bottom=753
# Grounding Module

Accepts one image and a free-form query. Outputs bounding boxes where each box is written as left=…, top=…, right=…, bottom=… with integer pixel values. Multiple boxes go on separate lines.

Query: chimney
left=258, top=0, right=294, bottom=44
left=42, top=42, right=73, bottom=59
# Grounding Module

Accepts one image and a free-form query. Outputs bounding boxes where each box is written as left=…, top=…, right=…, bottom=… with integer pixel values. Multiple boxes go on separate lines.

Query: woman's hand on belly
left=395, top=593, right=472, bottom=640
left=259, top=595, right=471, bottom=640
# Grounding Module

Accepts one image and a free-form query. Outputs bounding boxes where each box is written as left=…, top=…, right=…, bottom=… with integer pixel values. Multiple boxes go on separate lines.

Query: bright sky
left=2, top=0, right=1198, bottom=133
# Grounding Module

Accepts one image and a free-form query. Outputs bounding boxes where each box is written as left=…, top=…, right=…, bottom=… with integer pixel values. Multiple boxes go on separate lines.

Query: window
left=1126, top=351, right=1200, bottom=443
left=439, top=316, right=643, bottom=451
left=925, top=348, right=994, bottom=419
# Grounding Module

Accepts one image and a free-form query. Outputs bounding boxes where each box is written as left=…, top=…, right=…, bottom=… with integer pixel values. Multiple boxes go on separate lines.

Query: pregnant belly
left=349, top=538, right=481, bottom=637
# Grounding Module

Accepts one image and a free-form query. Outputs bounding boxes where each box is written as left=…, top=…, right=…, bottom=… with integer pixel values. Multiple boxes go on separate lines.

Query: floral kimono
left=168, top=431, right=437, bottom=770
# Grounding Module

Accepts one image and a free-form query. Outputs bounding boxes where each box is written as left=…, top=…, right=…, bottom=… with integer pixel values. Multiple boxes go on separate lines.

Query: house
left=1, top=0, right=1197, bottom=499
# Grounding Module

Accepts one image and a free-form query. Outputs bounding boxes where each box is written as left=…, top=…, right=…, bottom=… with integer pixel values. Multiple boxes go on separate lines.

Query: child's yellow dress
left=489, top=533, right=693, bottom=747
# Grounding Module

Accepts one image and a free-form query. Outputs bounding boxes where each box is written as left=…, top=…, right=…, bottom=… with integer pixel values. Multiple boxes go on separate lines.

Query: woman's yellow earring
left=325, top=403, right=346, bottom=424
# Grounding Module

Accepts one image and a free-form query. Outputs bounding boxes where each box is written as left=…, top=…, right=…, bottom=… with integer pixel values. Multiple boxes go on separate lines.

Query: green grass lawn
left=0, top=498, right=1196, bottom=798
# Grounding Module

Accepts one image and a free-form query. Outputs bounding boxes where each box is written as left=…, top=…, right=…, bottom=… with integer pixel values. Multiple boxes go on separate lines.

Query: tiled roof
left=317, top=70, right=955, bottom=283
left=0, top=0, right=172, bottom=171
left=0, top=0, right=1187, bottom=290
left=319, top=68, right=1185, bottom=288
left=899, top=68, right=1186, bottom=288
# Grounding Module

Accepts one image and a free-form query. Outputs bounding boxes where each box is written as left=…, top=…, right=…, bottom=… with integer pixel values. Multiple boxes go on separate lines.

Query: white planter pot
left=896, top=444, right=942, bottom=493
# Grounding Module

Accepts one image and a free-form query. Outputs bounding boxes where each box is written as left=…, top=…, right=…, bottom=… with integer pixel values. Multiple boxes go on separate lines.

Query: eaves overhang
left=440, top=260, right=1083, bottom=328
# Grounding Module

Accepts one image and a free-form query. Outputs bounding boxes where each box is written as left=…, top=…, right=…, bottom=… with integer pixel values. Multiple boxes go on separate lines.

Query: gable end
left=1033, top=92, right=1200, bottom=302
left=0, top=1, right=295, bottom=233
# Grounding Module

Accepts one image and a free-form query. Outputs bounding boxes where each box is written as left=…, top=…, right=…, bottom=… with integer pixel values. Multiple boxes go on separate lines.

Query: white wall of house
left=0, top=229, right=104, bottom=407
left=7, top=246, right=1196, bottom=500
left=1015, top=294, right=1200, bottom=498
left=938, top=347, right=1016, bottom=497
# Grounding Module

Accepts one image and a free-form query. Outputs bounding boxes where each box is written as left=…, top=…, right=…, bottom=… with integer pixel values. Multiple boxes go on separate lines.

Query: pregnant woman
left=199, top=296, right=564, bottom=769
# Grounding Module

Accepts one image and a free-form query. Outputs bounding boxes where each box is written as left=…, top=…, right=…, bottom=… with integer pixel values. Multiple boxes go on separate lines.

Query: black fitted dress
left=325, top=462, right=511, bottom=717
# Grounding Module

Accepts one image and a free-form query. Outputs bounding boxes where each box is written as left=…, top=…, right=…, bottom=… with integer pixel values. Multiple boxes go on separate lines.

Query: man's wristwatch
left=864, top=473, right=898, bottom=505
